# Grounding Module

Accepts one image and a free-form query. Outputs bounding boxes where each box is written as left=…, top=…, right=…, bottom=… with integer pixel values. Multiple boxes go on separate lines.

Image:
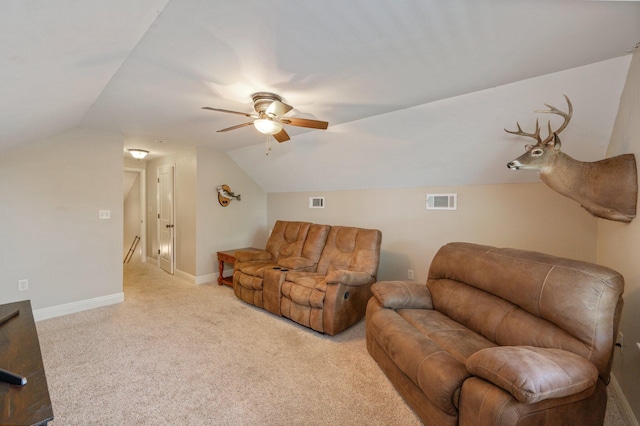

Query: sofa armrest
left=370, top=280, right=433, bottom=309
left=325, top=270, right=373, bottom=286
left=465, top=346, right=599, bottom=404
left=277, top=256, right=316, bottom=271
left=235, top=249, right=272, bottom=262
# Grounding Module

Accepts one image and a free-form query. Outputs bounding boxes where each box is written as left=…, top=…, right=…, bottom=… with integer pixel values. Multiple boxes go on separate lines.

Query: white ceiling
left=2, top=1, right=639, bottom=192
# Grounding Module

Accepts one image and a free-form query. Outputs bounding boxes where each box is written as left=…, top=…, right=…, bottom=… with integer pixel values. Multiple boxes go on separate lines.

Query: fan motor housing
left=251, top=92, right=282, bottom=114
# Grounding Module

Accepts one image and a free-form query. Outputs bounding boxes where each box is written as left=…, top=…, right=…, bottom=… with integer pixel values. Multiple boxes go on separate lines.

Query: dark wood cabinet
left=0, top=300, right=53, bottom=425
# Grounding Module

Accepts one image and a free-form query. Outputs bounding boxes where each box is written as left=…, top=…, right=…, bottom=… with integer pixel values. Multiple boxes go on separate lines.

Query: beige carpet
left=36, top=261, right=627, bottom=425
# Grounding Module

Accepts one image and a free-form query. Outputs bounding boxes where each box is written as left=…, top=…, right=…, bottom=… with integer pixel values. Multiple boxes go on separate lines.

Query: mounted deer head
left=505, top=95, right=637, bottom=223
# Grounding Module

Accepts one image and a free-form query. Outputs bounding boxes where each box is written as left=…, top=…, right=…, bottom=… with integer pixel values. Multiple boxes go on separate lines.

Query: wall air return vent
left=426, top=193, right=457, bottom=210
left=309, top=196, right=325, bottom=209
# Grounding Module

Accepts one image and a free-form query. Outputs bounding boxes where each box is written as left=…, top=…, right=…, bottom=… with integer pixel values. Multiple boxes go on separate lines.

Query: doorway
left=123, top=167, right=146, bottom=263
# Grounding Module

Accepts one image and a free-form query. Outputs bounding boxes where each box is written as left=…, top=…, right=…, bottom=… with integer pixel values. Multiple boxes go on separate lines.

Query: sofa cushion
left=399, top=309, right=496, bottom=363
left=466, top=346, right=599, bottom=404
left=277, top=257, right=315, bottom=270
left=371, top=281, right=433, bottom=310
left=316, top=227, right=382, bottom=277
left=281, top=275, right=326, bottom=306
left=237, top=261, right=275, bottom=279
left=234, top=249, right=272, bottom=262
left=235, top=268, right=270, bottom=290
left=427, top=279, right=588, bottom=358
left=282, top=271, right=323, bottom=282
left=264, top=221, right=312, bottom=262
left=300, top=224, right=331, bottom=263
left=325, top=270, right=372, bottom=286
left=368, top=306, right=482, bottom=415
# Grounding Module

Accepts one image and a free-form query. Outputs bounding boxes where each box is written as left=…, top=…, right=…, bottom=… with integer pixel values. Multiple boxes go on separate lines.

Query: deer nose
left=507, top=162, right=518, bottom=170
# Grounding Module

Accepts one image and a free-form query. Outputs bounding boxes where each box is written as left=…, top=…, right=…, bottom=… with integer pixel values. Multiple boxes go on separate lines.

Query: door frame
left=124, top=167, right=147, bottom=262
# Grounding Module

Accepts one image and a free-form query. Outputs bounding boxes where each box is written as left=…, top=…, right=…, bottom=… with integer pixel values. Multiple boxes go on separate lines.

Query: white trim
left=174, top=268, right=195, bottom=284
left=33, top=293, right=125, bottom=322
left=610, top=373, right=639, bottom=426
left=168, top=268, right=218, bottom=285
left=196, top=272, right=218, bottom=285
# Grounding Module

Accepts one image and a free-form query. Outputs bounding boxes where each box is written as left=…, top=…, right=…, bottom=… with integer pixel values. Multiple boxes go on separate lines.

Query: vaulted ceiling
left=2, top=1, right=639, bottom=192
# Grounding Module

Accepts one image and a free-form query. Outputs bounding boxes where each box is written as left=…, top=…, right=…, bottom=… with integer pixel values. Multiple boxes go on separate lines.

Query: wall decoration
left=505, top=95, right=637, bottom=223
left=217, top=185, right=241, bottom=207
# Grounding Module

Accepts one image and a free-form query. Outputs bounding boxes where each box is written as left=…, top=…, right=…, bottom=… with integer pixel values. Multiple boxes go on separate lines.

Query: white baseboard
left=174, top=268, right=195, bottom=284
left=175, top=268, right=218, bottom=285
left=610, top=373, right=639, bottom=426
left=140, top=259, right=217, bottom=285
left=196, top=272, right=217, bottom=285
left=33, top=292, right=125, bottom=322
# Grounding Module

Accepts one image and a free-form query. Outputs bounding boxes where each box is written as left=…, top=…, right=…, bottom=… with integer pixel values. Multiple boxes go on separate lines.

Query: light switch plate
left=18, top=279, right=28, bottom=291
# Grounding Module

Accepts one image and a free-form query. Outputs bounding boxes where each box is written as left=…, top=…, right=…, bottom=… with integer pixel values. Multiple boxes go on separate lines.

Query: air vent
left=426, top=193, right=457, bottom=210
left=309, top=196, right=325, bottom=209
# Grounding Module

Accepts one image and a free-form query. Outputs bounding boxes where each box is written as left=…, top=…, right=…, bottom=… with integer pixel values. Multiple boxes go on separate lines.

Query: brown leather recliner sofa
left=234, top=220, right=382, bottom=335
left=366, top=242, right=624, bottom=425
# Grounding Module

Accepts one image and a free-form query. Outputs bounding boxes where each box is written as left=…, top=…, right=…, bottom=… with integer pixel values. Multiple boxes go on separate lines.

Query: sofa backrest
left=301, top=223, right=331, bottom=265
left=427, top=242, right=624, bottom=382
left=265, top=221, right=312, bottom=262
left=316, top=226, right=382, bottom=277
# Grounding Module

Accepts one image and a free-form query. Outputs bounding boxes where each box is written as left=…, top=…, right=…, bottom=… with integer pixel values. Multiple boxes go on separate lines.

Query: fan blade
left=281, top=117, right=329, bottom=130
left=217, top=122, right=254, bottom=132
left=202, top=107, right=255, bottom=118
left=273, top=128, right=290, bottom=143
left=266, top=100, right=293, bottom=117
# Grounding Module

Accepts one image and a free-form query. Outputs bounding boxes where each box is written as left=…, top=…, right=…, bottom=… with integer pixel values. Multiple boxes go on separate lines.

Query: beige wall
left=146, top=149, right=197, bottom=276
left=598, top=50, right=640, bottom=421
left=0, top=127, right=124, bottom=311
left=195, top=146, right=267, bottom=279
left=268, top=182, right=598, bottom=283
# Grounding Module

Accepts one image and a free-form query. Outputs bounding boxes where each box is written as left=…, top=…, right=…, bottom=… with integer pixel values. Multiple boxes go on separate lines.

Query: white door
left=158, top=165, right=175, bottom=274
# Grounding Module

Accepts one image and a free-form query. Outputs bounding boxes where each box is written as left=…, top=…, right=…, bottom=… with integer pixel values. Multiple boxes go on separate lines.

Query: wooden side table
left=216, top=247, right=260, bottom=287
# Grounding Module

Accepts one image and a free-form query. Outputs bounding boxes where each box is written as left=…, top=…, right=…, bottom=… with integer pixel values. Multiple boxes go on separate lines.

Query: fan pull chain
left=265, top=134, right=272, bottom=155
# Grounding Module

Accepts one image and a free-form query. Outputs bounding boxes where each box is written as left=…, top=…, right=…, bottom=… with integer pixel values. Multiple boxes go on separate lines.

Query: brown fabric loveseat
left=234, top=220, right=382, bottom=335
left=366, top=242, right=624, bottom=425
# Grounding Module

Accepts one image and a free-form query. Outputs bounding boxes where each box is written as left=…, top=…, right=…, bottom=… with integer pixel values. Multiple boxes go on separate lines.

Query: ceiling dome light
left=128, top=149, right=149, bottom=160
left=253, top=118, right=283, bottom=135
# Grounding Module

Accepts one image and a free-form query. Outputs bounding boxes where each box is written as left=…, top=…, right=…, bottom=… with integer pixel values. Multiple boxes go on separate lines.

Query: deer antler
left=505, top=95, right=573, bottom=145
left=535, top=95, right=573, bottom=144
left=504, top=118, right=542, bottom=143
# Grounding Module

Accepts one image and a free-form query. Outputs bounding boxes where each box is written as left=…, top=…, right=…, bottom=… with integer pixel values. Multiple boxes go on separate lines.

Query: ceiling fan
left=202, top=92, right=329, bottom=143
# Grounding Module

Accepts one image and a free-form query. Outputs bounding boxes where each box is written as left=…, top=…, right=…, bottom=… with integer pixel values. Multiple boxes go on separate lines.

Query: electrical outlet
left=616, top=332, right=624, bottom=354
left=408, top=270, right=414, bottom=280
left=18, top=279, right=29, bottom=291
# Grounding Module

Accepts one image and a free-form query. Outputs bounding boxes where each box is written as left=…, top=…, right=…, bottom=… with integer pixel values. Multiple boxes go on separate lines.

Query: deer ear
left=548, top=133, right=562, bottom=151
left=525, top=144, right=534, bottom=152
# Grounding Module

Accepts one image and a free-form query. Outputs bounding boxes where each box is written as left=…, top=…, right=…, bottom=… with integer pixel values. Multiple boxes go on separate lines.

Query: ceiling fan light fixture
left=254, top=118, right=282, bottom=135
left=128, top=149, right=149, bottom=160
